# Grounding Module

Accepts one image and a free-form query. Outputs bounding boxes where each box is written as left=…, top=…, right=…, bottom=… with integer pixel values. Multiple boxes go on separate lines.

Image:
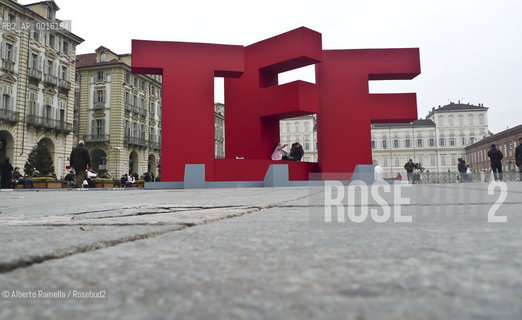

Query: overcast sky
left=52, top=0, right=521, bottom=134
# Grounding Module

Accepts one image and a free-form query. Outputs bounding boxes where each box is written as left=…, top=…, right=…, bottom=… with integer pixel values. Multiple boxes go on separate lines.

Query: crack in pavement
left=0, top=226, right=186, bottom=273
left=0, top=206, right=264, bottom=274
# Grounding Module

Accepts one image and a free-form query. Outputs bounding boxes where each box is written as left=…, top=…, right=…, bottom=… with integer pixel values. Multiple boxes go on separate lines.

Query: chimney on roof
left=458, top=100, right=460, bottom=104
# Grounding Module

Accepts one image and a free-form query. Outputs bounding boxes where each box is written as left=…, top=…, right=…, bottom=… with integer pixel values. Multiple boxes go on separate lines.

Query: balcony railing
left=58, top=79, right=71, bottom=90
left=28, top=68, right=42, bottom=80
left=84, top=134, right=110, bottom=143
left=0, top=108, right=19, bottom=123
left=132, top=105, right=139, bottom=114
left=2, top=60, right=14, bottom=72
left=43, top=74, right=58, bottom=86
left=124, top=135, right=146, bottom=147
left=139, top=107, right=147, bottom=117
left=93, top=101, right=105, bottom=110
left=26, top=114, right=73, bottom=133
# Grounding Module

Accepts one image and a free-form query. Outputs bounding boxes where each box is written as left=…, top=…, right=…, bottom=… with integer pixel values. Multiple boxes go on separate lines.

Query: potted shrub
left=32, top=177, right=62, bottom=189
left=92, top=178, right=114, bottom=188
left=135, top=180, right=145, bottom=188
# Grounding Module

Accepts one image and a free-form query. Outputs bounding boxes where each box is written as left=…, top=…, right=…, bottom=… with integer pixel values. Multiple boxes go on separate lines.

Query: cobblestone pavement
left=0, top=183, right=521, bottom=319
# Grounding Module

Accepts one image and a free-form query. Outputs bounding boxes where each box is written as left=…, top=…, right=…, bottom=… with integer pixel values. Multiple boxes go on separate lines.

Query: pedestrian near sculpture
left=515, top=137, right=522, bottom=181
left=404, top=159, right=417, bottom=183
left=457, top=158, right=470, bottom=182
left=0, top=157, right=13, bottom=188
left=69, top=140, right=91, bottom=187
left=487, top=144, right=503, bottom=181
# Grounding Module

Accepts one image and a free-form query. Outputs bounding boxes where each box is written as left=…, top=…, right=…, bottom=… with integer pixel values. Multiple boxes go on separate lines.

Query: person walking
left=487, top=144, right=503, bottom=181
left=457, top=158, right=469, bottom=182
left=69, top=140, right=91, bottom=188
left=515, top=137, right=522, bottom=181
left=404, top=159, right=416, bottom=183
left=0, top=157, right=14, bottom=188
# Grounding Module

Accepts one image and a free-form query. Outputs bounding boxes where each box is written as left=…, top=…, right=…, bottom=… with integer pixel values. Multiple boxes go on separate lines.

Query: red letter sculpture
left=132, top=28, right=421, bottom=183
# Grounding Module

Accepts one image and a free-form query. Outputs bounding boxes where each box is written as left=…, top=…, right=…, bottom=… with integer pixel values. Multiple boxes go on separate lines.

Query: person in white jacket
left=271, top=143, right=288, bottom=160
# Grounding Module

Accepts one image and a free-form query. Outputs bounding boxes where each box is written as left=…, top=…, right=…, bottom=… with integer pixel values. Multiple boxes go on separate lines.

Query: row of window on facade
left=437, top=113, right=485, bottom=126
left=28, top=91, right=66, bottom=120
left=122, top=90, right=161, bottom=116
left=124, top=72, right=162, bottom=97
left=23, top=49, right=71, bottom=84
left=280, top=121, right=312, bottom=133
left=122, top=119, right=161, bottom=140
left=372, top=137, right=478, bottom=149
left=374, top=154, right=464, bottom=168
left=1, top=83, right=66, bottom=121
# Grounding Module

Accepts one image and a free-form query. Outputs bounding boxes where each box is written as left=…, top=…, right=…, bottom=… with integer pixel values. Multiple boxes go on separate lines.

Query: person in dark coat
left=289, top=142, right=304, bottom=161
left=515, top=137, right=522, bottom=181
left=487, top=144, right=503, bottom=181
left=69, top=140, right=91, bottom=187
left=64, top=170, right=76, bottom=187
left=0, top=157, right=14, bottom=188
left=457, top=158, right=469, bottom=182
left=404, top=159, right=417, bottom=183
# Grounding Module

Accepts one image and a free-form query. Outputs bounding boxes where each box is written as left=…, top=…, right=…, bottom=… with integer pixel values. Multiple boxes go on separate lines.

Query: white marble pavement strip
left=0, top=204, right=521, bottom=320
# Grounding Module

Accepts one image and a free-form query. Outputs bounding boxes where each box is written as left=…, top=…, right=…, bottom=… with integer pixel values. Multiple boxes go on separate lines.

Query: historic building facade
left=76, top=46, right=162, bottom=179
left=465, top=124, right=522, bottom=174
left=0, top=0, right=83, bottom=178
left=279, top=115, right=318, bottom=162
left=371, top=102, right=490, bottom=178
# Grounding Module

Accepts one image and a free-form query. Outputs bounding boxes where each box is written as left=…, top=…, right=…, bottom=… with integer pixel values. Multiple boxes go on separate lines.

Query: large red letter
left=316, top=49, right=421, bottom=175
left=132, top=40, right=244, bottom=181
left=224, top=27, right=322, bottom=160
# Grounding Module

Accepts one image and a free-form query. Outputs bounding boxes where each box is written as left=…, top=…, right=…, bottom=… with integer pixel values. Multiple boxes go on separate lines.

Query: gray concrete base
left=264, top=164, right=290, bottom=187
left=352, top=164, right=375, bottom=184
left=145, top=164, right=366, bottom=190
left=184, top=164, right=206, bottom=189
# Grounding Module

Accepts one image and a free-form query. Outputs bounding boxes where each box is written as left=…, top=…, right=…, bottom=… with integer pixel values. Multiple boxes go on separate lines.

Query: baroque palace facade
left=75, top=47, right=162, bottom=179
left=0, top=0, right=82, bottom=179
left=371, top=102, right=490, bottom=178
